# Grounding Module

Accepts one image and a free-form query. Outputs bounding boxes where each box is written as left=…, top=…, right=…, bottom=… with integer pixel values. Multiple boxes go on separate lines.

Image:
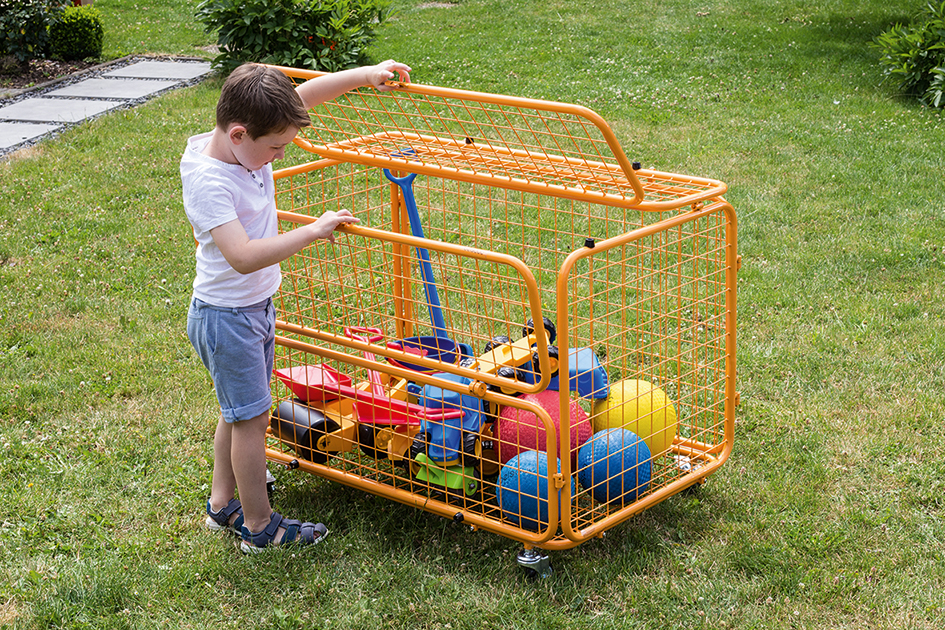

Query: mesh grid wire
left=265, top=70, right=735, bottom=547
left=281, top=71, right=726, bottom=210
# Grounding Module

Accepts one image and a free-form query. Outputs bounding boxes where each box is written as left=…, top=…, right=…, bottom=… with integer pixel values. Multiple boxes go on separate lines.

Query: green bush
left=930, top=63, right=945, bottom=107
left=0, top=0, right=67, bottom=65
left=195, top=0, right=393, bottom=75
left=49, top=4, right=104, bottom=61
left=873, top=1, right=945, bottom=108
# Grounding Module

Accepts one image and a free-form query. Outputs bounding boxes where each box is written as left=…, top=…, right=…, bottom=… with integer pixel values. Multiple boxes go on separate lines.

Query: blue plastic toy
left=517, top=346, right=610, bottom=399
left=408, top=371, right=484, bottom=463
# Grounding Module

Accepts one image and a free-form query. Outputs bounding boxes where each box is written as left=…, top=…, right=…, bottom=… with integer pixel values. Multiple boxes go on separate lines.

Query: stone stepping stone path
left=0, top=57, right=212, bottom=156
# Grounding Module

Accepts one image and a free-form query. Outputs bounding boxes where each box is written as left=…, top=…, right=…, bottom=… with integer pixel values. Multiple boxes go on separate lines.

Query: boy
left=182, top=60, right=411, bottom=553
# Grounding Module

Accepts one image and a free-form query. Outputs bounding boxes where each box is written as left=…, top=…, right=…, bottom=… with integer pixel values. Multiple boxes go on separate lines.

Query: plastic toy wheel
left=305, top=416, right=341, bottom=464
left=482, top=399, right=498, bottom=424
left=271, top=401, right=341, bottom=465
left=515, top=364, right=531, bottom=384
left=459, top=431, right=479, bottom=467
left=444, top=466, right=481, bottom=507
left=409, top=431, right=430, bottom=461
left=477, top=431, right=501, bottom=479
left=407, top=434, right=430, bottom=489
left=522, top=316, right=556, bottom=344
left=531, top=344, right=560, bottom=379
left=394, top=456, right=411, bottom=471
left=494, top=365, right=521, bottom=396
left=483, top=335, right=511, bottom=354
left=357, top=424, right=389, bottom=460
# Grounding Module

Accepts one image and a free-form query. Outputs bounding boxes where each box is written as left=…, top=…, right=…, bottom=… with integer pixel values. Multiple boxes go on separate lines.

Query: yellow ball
left=591, top=379, right=678, bottom=458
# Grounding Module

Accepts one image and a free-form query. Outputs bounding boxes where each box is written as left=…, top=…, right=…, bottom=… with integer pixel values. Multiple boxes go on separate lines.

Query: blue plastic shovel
left=383, top=167, right=448, bottom=340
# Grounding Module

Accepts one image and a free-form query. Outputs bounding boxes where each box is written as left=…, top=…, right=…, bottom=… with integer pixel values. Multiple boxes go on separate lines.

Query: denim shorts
left=187, top=296, right=275, bottom=423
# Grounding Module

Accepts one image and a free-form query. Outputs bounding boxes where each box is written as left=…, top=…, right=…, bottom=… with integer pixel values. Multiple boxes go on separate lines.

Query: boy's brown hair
left=216, top=63, right=311, bottom=139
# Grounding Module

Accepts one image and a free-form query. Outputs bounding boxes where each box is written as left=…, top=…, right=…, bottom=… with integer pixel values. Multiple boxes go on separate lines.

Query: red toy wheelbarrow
left=271, top=370, right=463, bottom=463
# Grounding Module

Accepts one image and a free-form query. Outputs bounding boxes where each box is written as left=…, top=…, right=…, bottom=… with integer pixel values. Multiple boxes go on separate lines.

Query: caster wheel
left=517, top=548, right=552, bottom=579
left=525, top=565, right=554, bottom=580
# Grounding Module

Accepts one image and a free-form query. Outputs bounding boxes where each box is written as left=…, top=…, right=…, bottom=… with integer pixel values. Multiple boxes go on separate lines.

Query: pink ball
left=496, top=390, right=592, bottom=468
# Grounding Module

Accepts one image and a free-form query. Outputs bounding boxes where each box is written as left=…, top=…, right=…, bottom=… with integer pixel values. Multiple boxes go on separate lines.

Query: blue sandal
left=205, top=499, right=244, bottom=535
left=240, top=511, right=328, bottom=554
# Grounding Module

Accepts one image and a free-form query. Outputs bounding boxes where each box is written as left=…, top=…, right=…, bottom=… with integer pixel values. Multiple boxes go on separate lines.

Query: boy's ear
left=227, top=123, right=249, bottom=145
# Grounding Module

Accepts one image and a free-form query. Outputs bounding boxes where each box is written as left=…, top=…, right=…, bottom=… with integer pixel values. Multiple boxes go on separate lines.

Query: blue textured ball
left=578, top=428, right=652, bottom=505
left=496, top=450, right=574, bottom=531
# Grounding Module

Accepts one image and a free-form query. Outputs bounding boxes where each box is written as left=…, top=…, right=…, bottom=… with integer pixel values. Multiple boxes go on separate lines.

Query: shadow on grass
left=803, top=7, right=919, bottom=65
left=271, top=468, right=730, bottom=585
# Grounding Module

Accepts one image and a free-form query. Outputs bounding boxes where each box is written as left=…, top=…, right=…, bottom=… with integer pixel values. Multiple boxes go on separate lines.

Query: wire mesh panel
left=264, top=67, right=737, bottom=550
left=275, top=65, right=726, bottom=211
left=557, top=204, right=735, bottom=540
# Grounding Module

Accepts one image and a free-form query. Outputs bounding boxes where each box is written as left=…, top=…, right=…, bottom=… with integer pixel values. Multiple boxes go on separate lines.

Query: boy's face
left=230, top=125, right=300, bottom=171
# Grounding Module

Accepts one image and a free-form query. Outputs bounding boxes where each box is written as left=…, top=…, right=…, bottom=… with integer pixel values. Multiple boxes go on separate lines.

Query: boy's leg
left=208, top=415, right=238, bottom=517
left=229, top=410, right=328, bottom=550
left=231, top=411, right=284, bottom=539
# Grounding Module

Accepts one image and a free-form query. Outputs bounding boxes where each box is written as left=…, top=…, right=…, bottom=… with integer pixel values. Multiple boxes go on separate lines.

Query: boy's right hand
left=368, top=60, right=412, bottom=91
left=308, top=209, right=360, bottom=244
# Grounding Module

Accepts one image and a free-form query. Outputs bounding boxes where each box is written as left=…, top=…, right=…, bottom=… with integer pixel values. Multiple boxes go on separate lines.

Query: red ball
left=496, top=390, right=592, bottom=468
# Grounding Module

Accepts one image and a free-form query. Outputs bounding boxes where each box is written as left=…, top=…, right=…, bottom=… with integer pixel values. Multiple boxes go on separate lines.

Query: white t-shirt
left=180, top=132, right=281, bottom=307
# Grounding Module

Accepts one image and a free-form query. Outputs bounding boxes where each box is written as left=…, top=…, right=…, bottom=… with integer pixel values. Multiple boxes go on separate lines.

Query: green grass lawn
left=97, top=0, right=216, bottom=59
left=1, top=0, right=943, bottom=628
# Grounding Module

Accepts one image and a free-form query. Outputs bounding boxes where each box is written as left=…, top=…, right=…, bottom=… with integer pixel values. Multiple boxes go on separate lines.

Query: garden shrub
left=195, top=0, right=394, bottom=75
left=873, top=1, right=945, bottom=108
left=0, top=0, right=67, bottom=66
left=49, top=4, right=105, bottom=61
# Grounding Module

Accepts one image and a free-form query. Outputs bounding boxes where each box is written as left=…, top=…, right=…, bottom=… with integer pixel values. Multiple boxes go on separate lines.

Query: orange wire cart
left=266, top=66, right=738, bottom=576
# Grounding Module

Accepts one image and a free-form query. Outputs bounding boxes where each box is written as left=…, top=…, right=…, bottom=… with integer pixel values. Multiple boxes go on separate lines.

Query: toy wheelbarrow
left=310, top=382, right=462, bottom=426
left=272, top=372, right=463, bottom=463
left=273, top=364, right=352, bottom=402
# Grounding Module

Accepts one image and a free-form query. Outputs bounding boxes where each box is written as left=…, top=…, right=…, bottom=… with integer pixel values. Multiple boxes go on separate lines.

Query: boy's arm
left=295, top=60, right=411, bottom=109
left=210, top=210, right=359, bottom=275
